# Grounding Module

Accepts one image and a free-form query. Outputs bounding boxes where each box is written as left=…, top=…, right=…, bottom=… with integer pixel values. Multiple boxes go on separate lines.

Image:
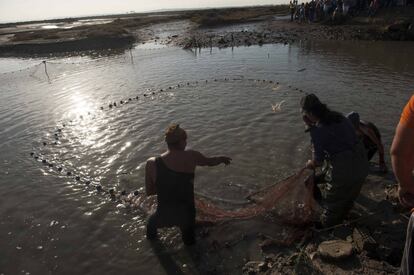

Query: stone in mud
left=258, top=261, right=268, bottom=272
left=243, top=261, right=265, bottom=275
left=387, top=20, right=410, bottom=32
left=317, top=240, right=353, bottom=260
left=116, top=203, right=126, bottom=209
left=353, top=227, right=378, bottom=254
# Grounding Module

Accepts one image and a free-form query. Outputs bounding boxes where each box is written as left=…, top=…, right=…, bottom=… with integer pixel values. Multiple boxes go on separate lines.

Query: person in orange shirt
left=390, top=95, right=414, bottom=274
left=391, top=95, right=414, bottom=206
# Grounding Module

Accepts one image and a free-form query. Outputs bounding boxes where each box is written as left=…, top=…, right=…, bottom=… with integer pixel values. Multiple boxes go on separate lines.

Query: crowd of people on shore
left=289, top=0, right=409, bottom=23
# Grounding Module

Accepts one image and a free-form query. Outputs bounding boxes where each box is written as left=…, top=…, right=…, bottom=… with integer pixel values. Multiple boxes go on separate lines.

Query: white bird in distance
left=271, top=100, right=285, bottom=112
left=272, top=85, right=280, bottom=91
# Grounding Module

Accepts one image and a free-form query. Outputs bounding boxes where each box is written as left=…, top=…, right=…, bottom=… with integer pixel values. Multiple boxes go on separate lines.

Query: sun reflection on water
left=66, top=93, right=99, bottom=147
left=119, top=141, right=131, bottom=153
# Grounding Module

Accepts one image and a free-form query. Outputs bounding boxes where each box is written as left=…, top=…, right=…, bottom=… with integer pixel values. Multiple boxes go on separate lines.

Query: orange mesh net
left=127, top=168, right=319, bottom=246
left=195, top=168, right=318, bottom=225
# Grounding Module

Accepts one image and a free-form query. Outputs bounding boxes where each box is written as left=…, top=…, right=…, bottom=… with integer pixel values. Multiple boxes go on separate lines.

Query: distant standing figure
left=368, top=0, right=379, bottom=16
left=299, top=3, right=306, bottom=22
left=390, top=95, right=414, bottom=274
left=347, top=112, right=388, bottom=172
left=323, top=0, right=333, bottom=17
left=290, top=1, right=296, bottom=21
left=343, top=0, right=351, bottom=15
left=145, top=124, right=232, bottom=245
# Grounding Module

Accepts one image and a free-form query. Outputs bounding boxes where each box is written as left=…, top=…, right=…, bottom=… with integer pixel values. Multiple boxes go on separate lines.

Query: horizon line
left=0, top=3, right=287, bottom=25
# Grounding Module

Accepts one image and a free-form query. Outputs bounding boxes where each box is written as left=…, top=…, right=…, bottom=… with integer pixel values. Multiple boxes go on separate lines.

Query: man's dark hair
left=165, top=124, right=186, bottom=148
left=300, top=94, right=344, bottom=125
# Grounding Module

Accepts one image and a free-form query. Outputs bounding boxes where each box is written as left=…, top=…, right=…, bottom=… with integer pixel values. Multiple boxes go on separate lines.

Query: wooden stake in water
left=43, top=61, right=51, bottom=83
left=129, top=48, right=134, bottom=65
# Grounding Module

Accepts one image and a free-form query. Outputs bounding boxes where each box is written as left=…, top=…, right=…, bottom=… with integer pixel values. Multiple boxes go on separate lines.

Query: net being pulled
left=127, top=169, right=319, bottom=246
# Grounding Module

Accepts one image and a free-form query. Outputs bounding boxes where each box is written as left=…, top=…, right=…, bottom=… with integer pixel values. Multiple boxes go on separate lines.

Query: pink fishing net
left=195, top=168, right=318, bottom=226
left=127, top=168, right=319, bottom=246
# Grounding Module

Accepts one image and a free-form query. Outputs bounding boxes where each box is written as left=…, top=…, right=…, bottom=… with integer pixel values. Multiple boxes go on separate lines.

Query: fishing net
left=126, top=168, right=320, bottom=246
left=196, top=168, right=318, bottom=224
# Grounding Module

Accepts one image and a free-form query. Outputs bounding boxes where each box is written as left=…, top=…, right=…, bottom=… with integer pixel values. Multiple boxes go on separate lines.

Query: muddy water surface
left=0, top=41, right=413, bottom=274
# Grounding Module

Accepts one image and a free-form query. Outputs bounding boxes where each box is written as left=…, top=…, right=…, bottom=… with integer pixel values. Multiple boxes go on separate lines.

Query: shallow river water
left=0, top=41, right=414, bottom=275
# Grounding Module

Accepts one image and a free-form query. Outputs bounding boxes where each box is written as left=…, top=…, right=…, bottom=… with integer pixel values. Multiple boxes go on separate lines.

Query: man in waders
left=390, top=95, right=414, bottom=274
left=301, top=94, right=369, bottom=227
left=145, top=124, right=232, bottom=245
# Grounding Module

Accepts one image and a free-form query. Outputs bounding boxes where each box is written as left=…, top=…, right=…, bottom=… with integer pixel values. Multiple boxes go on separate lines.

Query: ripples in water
left=1, top=41, right=414, bottom=274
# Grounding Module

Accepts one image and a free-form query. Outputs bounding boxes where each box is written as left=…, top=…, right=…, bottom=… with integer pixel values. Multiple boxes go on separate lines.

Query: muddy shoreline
left=0, top=6, right=413, bottom=57
left=138, top=168, right=408, bottom=275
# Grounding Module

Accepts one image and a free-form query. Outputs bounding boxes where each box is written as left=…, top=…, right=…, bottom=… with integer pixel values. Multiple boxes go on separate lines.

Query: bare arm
left=145, top=158, right=157, bottom=196
left=190, top=150, right=232, bottom=167
left=390, top=122, right=414, bottom=203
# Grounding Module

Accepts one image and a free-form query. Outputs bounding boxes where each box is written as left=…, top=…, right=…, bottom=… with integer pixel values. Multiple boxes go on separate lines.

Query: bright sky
left=0, top=0, right=285, bottom=23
